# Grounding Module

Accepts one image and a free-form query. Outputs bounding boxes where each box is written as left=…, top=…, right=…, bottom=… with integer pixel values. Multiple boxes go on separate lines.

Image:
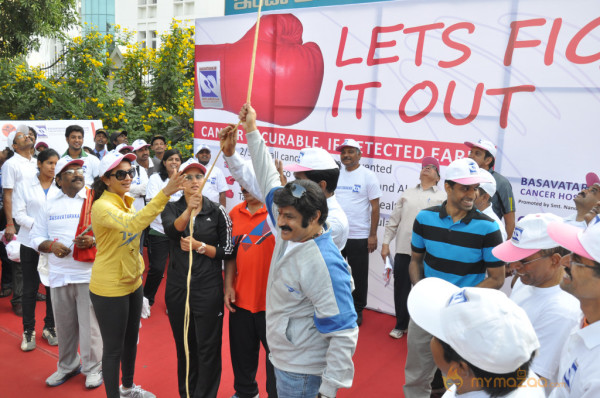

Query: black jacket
left=162, top=195, right=233, bottom=289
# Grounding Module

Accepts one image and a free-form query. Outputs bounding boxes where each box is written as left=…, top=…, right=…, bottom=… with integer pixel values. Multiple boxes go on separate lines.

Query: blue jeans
left=274, top=368, right=321, bottom=398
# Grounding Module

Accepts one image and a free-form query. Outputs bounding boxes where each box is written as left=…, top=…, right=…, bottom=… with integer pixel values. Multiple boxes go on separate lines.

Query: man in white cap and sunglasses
left=408, top=277, right=545, bottom=397
left=546, top=220, right=600, bottom=397
left=465, top=139, right=516, bottom=238
left=404, top=157, right=505, bottom=398
left=493, top=213, right=581, bottom=394
left=30, top=157, right=103, bottom=389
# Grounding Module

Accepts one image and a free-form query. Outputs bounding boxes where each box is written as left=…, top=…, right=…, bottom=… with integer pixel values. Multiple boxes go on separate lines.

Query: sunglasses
left=184, top=174, right=204, bottom=181
left=62, top=168, right=84, bottom=176
left=286, top=183, right=306, bottom=199
left=109, top=168, right=136, bottom=180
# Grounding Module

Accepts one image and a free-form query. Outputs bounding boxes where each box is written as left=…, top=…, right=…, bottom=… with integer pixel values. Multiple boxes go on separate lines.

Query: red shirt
left=229, top=201, right=275, bottom=313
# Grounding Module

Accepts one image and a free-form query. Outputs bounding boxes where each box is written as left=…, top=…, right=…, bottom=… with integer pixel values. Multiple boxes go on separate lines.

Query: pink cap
left=492, top=213, right=563, bottom=262
left=547, top=222, right=597, bottom=262
left=586, top=172, right=599, bottom=188
left=99, top=151, right=137, bottom=176
left=421, top=156, right=439, bottom=171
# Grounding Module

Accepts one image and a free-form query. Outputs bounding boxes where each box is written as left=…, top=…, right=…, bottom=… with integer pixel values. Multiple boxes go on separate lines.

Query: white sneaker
left=120, top=384, right=156, bottom=398
left=21, top=330, right=36, bottom=351
left=85, top=371, right=103, bottom=388
left=389, top=328, right=406, bottom=339
left=141, top=297, right=151, bottom=319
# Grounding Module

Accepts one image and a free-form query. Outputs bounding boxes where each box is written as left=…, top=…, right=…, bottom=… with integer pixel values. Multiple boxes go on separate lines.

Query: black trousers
left=393, top=253, right=412, bottom=330
left=143, top=234, right=170, bottom=305
left=21, top=245, right=54, bottom=332
left=342, top=238, right=369, bottom=313
left=165, top=282, right=223, bottom=398
left=229, top=306, right=277, bottom=398
left=90, top=286, right=143, bottom=398
left=0, top=241, right=12, bottom=289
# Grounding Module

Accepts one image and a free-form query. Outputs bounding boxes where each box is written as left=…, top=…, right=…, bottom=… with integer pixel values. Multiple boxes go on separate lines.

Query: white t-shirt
left=442, top=371, right=546, bottom=397
left=549, top=320, right=600, bottom=398
left=327, top=194, right=349, bottom=250
left=563, top=213, right=587, bottom=229
left=1, top=152, right=37, bottom=190
left=146, top=173, right=183, bottom=234
left=510, top=279, right=581, bottom=383
left=335, top=166, right=382, bottom=239
left=482, top=206, right=507, bottom=241
left=30, top=188, right=93, bottom=288
left=130, top=162, right=149, bottom=212
left=202, top=165, right=227, bottom=205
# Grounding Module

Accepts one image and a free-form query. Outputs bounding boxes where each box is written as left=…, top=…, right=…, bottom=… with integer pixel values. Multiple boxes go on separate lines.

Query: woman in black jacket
left=162, top=159, right=234, bottom=398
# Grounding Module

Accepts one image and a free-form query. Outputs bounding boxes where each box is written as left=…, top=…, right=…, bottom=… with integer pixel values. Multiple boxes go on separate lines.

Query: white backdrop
left=194, top=0, right=600, bottom=314
left=1, top=120, right=101, bottom=154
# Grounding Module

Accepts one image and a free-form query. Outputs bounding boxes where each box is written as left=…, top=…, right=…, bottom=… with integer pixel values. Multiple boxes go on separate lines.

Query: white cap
left=335, top=138, right=361, bottom=152
left=548, top=219, right=600, bottom=263
left=284, top=147, right=338, bottom=172
left=179, top=158, right=207, bottom=175
left=493, top=213, right=564, bottom=262
left=131, top=139, right=150, bottom=152
left=6, top=240, right=21, bottom=262
left=99, top=151, right=136, bottom=176
left=408, top=277, right=539, bottom=374
left=7, top=124, right=29, bottom=146
left=115, top=143, right=134, bottom=153
left=478, top=169, right=496, bottom=197
left=55, top=157, right=84, bottom=177
left=195, top=144, right=211, bottom=155
left=445, top=158, right=491, bottom=185
left=465, top=139, right=497, bottom=158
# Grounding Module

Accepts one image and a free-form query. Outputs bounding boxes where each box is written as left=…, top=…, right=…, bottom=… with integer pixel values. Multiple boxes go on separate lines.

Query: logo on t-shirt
left=352, top=184, right=361, bottom=193
left=563, top=360, right=578, bottom=388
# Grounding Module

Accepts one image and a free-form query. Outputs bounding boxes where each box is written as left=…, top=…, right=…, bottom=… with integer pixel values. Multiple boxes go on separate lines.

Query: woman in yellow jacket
left=89, top=151, right=185, bottom=398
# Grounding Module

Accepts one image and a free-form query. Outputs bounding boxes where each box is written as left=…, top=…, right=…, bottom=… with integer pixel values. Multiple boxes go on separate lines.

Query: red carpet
left=0, top=262, right=407, bottom=397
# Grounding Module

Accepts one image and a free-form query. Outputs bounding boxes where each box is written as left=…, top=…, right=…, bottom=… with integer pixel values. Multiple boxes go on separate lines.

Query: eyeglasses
left=184, top=174, right=204, bottom=181
left=423, top=165, right=437, bottom=170
left=62, top=168, right=84, bottom=176
left=109, top=169, right=136, bottom=180
left=287, top=183, right=306, bottom=199
left=517, top=255, right=551, bottom=267
left=565, top=253, right=598, bottom=271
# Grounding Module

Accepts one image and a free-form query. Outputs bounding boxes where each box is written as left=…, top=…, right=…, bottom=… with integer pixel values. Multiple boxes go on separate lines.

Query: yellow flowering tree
left=0, top=21, right=195, bottom=155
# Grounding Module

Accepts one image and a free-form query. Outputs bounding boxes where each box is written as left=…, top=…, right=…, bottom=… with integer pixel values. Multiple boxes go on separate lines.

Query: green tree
left=0, top=21, right=196, bottom=158
left=0, top=0, right=77, bottom=58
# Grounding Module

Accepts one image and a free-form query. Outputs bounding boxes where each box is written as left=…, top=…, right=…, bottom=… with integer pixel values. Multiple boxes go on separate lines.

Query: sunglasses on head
left=286, top=183, right=306, bottom=199
left=109, top=168, right=136, bottom=180
left=184, top=174, right=204, bottom=181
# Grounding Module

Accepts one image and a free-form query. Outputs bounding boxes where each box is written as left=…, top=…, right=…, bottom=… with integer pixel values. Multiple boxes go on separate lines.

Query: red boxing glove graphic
left=195, top=14, right=324, bottom=126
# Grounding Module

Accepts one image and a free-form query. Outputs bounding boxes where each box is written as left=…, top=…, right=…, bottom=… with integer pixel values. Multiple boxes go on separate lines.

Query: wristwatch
left=196, top=242, right=206, bottom=255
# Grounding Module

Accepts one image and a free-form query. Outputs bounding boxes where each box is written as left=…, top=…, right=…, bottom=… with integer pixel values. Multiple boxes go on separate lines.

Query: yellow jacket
left=90, top=189, right=169, bottom=297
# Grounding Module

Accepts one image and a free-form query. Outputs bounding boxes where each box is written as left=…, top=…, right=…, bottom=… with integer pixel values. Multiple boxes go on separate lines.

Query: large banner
left=195, top=0, right=600, bottom=314
left=225, top=0, right=396, bottom=15
left=1, top=120, right=101, bottom=154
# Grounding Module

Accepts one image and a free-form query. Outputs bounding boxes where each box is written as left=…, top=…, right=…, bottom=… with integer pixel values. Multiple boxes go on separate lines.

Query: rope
left=183, top=1, right=264, bottom=396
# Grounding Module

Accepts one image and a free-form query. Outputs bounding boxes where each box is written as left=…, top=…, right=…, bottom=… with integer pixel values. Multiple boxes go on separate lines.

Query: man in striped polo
left=403, top=157, right=506, bottom=398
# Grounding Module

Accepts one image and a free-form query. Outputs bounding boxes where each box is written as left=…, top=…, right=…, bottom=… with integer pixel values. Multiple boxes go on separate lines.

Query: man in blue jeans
left=221, top=104, right=358, bottom=398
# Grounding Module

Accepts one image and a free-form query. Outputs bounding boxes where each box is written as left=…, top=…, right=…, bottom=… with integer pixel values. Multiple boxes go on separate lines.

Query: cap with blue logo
left=284, top=147, right=338, bottom=172
left=493, top=213, right=563, bottom=262
left=335, top=138, right=361, bottom=152
left=465, top=138, right=497, bottom=158
left=444, top=158, right=492, bottom=185
left=408, top=277, right=539, bottom=374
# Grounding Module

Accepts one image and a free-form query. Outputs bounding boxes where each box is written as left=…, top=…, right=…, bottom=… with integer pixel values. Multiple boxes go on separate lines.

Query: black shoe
left=356, top=311, right=363, bottom=326
left=12, top=303, right=23, bottom=317
left=36, top=292, right=46, bottom=301
left=0, top=287, right=12, bottom=298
